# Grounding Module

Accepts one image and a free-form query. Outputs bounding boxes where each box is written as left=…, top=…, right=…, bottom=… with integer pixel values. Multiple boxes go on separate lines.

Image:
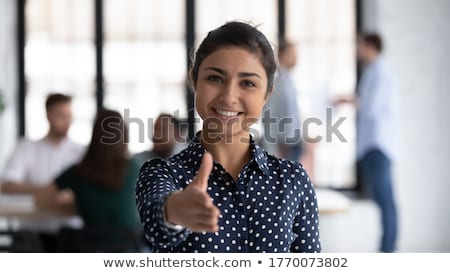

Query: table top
left=0, top=194, right=77, bottom=220
left=315, top=188, right=352, bottom=215
left=1, top=188, right=351, bottom=221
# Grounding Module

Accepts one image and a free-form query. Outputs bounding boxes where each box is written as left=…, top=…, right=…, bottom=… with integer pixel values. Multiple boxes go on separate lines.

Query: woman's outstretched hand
left=165, top=152, right=220, bottom=232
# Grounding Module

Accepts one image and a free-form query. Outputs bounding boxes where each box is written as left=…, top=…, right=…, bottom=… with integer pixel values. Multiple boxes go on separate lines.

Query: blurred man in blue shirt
left=336, top=33, right=398, bottom=252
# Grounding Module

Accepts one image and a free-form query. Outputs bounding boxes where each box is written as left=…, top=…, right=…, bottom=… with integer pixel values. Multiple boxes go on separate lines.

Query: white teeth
left=216, top=109, right=239, bottom=117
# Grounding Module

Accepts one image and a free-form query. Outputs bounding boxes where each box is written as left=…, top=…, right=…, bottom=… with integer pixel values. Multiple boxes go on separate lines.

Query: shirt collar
left=41, top=136, right=70, bottom=147
left=187, top=131, right=270, bottom=176
left=365, top=55, right=383, bottom=69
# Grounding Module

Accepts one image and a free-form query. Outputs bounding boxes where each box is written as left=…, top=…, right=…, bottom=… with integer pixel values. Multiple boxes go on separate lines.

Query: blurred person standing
left=133, top=114, right=184, bottom=167
left=1, top=93, right=84, bottom=199
left=336, top=33, right=398, bottom=252
left=262, top=39, right=303, bottom=161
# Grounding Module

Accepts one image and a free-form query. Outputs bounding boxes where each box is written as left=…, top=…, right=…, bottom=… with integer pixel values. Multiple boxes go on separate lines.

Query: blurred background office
left=0, top=0, right=449, bottom=252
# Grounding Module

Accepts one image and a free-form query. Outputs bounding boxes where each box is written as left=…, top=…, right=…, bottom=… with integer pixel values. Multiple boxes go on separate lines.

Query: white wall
left=364, top=0, right=450, bottom=252
left=322, top=0, right=450, bottom=252
left=0, top=0, right=18, bottom=175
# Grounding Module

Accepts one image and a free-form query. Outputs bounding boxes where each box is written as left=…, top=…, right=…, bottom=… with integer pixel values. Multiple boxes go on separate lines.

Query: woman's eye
left=207, top=75, right=223, bottom=82
left=241, top=80, right=256, bottom=88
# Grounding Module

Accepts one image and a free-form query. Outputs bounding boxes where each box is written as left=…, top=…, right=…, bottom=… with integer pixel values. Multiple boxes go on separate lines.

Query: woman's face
left=194, top=46, right=269, bottom=141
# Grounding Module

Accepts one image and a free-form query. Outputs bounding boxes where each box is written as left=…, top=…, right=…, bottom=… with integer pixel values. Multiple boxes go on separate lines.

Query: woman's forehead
left=199, top=47, right=267, bottom=75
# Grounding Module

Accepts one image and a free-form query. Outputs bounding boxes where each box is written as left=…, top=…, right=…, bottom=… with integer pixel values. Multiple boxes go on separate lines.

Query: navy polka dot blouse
left=135, top=133, right=321, bottom=253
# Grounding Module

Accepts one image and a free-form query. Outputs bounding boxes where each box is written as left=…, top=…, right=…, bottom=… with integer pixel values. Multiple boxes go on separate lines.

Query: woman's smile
left=212, top=107, right=243, bottom=119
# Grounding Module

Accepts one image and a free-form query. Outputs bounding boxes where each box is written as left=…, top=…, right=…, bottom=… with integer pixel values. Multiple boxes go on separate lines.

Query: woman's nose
left=219, top=81, right=239, bottom=104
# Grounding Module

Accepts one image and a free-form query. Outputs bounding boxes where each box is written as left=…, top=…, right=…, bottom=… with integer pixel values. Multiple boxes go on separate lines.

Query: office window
left=196, top=0, right=277, bottom=43
left=104, top=0, right=186, bottom=153
left=287, top=0, right=357, bottom=188
left=25, top=0, right=96, bottom=144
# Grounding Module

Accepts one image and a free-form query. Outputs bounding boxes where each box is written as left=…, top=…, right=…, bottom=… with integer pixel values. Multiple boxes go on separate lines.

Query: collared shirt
left=136, top=133, right=320, bottom=253
left=1, top=137, right=85, bottom=185
left=357, top=56, right=397, bottom=161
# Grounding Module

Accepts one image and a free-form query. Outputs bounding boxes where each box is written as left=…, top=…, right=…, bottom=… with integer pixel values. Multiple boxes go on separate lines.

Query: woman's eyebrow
left=204, top=67, right=226, bottom=75
left=238, top=72, right=261, bottom=79
left=204, top=67, right=261, bottom=79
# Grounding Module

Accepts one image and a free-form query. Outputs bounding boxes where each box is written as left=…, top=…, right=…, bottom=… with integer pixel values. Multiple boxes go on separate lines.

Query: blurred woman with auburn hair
left=36, top=109, right=140, bottom=229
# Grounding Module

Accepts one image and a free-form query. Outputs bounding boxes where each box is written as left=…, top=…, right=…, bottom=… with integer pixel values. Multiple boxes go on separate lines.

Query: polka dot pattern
left=135, top=133, right=321, bottom=253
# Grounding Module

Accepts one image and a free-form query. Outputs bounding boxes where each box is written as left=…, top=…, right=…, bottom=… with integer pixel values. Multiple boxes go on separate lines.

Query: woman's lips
left=212, top=108, right=243, bottom=120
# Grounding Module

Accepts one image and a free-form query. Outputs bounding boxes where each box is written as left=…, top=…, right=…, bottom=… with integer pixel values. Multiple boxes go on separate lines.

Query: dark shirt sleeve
left=290, top=164, right=321, bottom=253
left=135, top=158, right=191, bottom=250
left=54, top=166, right=76, bottom=191
left=125, top=158, right=141, bottom=186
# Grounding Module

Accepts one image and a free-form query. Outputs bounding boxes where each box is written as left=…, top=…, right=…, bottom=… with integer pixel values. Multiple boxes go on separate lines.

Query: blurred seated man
left=133, top=114, right=183, bottom=167
left=0, top=93, right=85, bottom=251
left=1, top=93, right=84, bottom=202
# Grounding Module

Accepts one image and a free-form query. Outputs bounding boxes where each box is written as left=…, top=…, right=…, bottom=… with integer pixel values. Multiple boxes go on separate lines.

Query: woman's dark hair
left=191, top=21, right=277, bottom=93
left=76, top=109, right=128, bottom=191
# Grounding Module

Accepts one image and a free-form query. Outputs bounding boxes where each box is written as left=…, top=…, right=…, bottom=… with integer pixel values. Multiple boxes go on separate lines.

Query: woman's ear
left=188, top=69, right=196, bottom=92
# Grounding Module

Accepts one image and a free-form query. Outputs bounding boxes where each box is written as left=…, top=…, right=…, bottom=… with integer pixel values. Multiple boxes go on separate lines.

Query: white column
left=0, top=0, right=18, bottom=174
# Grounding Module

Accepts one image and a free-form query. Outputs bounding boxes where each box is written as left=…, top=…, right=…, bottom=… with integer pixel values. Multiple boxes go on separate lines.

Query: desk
left=0, top=191, right=349, bottom=251
left=2, top=189, right=350, bottom=219
left=1, top=189, right=349, bottom=230
left=0, top=194, right=80, bottom=231
left=0, top=194, right=81, bottom=251
left=0, top=194, right=76, bottom=219
left=315, top=188, right=352, bottom=215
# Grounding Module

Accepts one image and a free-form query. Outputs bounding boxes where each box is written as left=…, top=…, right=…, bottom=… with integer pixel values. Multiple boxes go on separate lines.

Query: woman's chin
left=202, top=127, right=248, bottom=143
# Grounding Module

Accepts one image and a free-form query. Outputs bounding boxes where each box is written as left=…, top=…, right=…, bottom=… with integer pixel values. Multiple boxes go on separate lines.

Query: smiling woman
left=135, top=22, right=321, bottom=253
